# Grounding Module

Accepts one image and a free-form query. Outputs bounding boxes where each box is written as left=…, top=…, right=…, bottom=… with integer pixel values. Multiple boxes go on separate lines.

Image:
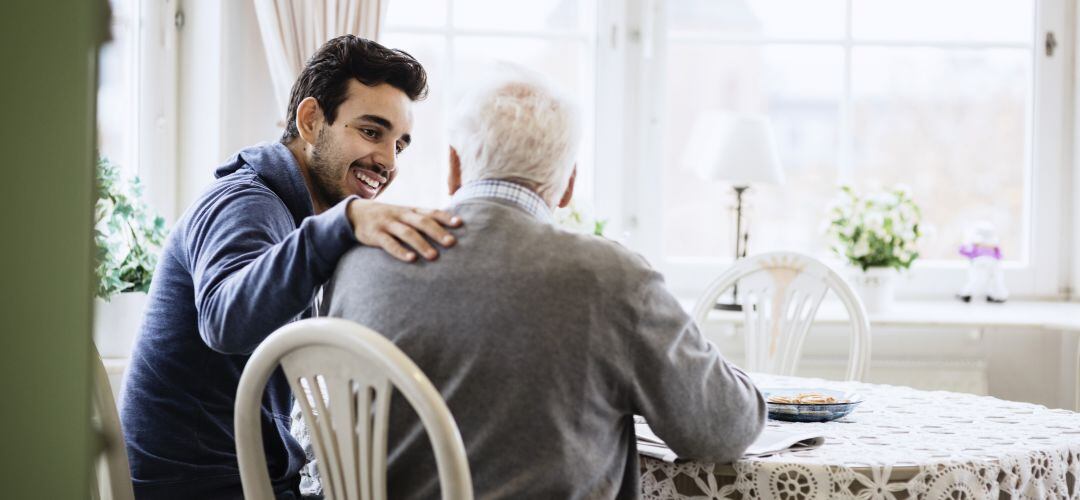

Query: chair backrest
left=90, top=343, right=135, bottom=500
left=235, top=318, right=473, bottom=500
left=691, top=251, right=871, bottom=381
left=1075, top=340, right=1079, bottom=412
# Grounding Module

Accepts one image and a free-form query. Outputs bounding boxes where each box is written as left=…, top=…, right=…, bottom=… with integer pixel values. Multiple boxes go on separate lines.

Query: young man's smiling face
left=305, top=79, right=414, bottom=209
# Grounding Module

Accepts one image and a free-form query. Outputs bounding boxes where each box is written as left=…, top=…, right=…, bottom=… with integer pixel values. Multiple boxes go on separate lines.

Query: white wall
left=177, top=0, right=280, bottom=213
left=702, top=320, right=1076, bottom=410
left=1073, top=2, right=1080, bottom=301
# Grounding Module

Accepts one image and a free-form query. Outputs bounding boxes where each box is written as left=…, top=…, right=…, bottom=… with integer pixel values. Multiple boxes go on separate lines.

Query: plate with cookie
left=761, top=388, right=863, bottom=423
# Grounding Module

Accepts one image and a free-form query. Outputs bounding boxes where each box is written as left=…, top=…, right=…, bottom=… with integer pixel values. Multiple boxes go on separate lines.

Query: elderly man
left=316, top=69, right=766, bottom=498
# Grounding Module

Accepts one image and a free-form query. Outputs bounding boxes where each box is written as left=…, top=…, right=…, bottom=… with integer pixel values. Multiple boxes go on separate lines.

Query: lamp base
left=713, top=302, right=743, bottom=312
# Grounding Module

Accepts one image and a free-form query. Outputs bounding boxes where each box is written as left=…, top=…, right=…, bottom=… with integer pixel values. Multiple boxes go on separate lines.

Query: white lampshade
left=682, top=111, right=785, bottom=186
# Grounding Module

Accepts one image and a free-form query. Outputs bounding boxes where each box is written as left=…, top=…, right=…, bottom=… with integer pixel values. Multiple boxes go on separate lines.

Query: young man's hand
left=346, top=199, right=462, bottom=262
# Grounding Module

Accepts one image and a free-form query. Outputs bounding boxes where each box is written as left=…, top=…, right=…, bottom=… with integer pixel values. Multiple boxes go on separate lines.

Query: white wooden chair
left=691, top=251, right=872, bottom=381
left=90, top=344, right=135, bottom=500
left=1075, top=339, right=1079, bottom=412
left=235, top=318, right=473, bottom=500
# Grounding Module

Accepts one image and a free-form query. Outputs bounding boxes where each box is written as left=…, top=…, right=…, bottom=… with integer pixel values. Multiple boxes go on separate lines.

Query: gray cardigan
left=315, top=197, right=766, bottom=499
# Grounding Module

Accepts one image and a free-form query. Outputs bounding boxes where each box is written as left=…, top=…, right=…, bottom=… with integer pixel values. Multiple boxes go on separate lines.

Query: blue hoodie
left=120, top=142, right=357, bottom=499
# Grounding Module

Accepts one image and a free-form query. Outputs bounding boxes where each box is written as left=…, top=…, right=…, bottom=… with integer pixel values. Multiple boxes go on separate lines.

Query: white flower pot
left=93, top=292, right=148, bottom=358
left=849, top=267, right=896, bottom=313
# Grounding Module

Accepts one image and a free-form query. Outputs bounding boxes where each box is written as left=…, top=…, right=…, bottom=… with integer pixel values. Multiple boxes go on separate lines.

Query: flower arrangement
left=825, top=185, right=921, bottom=271
left=95, top=157, right=168, bottom=299
left=556, top=201, right=607, bottom=237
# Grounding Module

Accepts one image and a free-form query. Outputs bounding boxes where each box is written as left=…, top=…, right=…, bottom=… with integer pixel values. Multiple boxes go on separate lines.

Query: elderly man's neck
left=477, top=177, right=557, bottom=208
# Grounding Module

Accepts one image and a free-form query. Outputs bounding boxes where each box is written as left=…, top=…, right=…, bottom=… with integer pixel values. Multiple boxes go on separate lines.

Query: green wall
left=0, top=0, right=108, bottom=498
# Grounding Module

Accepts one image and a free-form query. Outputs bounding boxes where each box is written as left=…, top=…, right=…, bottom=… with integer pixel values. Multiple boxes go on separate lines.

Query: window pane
left=452, top=37, right=596, bottom=204
left=668, top=0, right=846, bottom=40
left=851, top=47, right=1031, bottom=261
left=385, top=0, right=447, bottom=28
left=375, top=33, right=597, bottom=210
left=376, top=34, right=452, bottom=208
left=662, top=44, right=843, bottom=258
left=852, top=0, right=1034, bottom=43
left=453, top=0, right=594, bottom=34
left=97, top=0, right=138, bottom=177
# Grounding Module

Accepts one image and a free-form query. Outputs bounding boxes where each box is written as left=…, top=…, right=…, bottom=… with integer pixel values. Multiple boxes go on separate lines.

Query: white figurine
left=957, top=222, right=1008, bottom=303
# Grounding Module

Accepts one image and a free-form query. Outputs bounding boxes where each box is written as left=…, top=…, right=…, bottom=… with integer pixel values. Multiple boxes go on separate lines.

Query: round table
left=639, top=374, right=1080, bottom=499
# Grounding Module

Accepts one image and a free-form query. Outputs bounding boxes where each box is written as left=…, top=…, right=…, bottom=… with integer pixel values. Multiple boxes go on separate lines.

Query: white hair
left=448, top=66, right=581, bottom=205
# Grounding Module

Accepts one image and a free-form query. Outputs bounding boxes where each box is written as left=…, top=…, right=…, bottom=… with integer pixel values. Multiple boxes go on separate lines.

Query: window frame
left=614, top=0, right=1073, bottom=299
left=139, top=0, right=180, bottom=222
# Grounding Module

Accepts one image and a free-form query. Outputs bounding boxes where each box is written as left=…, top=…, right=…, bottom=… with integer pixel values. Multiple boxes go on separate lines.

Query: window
left=97, top=0, right=179, bottom=222
left=373, top=0, right=1070, bottom=299
left=94, top=0, right=178, bottom=355
left=98, top=0, right=141, bottom=180
left=378, top=0, right=599, bottom=210
left=630, top=0, right=1069, bottom=298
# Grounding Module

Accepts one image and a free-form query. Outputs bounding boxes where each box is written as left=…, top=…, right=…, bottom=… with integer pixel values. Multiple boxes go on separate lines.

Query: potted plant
left=93, top=157, right=168, bottom=357
left=825, top=185, right=921, bottom=312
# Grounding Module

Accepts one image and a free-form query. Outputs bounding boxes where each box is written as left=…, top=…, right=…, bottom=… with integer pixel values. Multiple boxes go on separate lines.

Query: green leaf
left=93, top=155, right=170, bottom=300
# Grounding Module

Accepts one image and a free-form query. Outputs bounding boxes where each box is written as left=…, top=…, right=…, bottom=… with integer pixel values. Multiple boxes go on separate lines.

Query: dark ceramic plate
left=762, top=388, right=863, bottom=423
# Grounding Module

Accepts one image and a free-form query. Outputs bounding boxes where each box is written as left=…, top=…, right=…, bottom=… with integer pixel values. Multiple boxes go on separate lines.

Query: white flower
left=899, top=204, right=915, bottom=221
left=853, top=236, right=871, bottom=257
left=869, top=192, right=895, bottom=206
left=556, top=201, right=598, bottom=235
left=826, top=198, right=850, bottom=216
left=864, top=212, right=885, bottom=232
left=893, top=183, right=912, bottom=198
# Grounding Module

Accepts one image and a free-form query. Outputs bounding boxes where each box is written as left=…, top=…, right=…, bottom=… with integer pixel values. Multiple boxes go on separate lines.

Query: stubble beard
left=308, top=129, right=351, bottom=208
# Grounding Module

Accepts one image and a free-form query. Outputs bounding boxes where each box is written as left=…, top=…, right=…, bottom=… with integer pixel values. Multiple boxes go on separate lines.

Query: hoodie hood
left=215, top=142, right=315, bottom=226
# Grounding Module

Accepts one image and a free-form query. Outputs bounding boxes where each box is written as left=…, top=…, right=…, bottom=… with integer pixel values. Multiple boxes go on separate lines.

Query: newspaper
left=634, top=417, right=825, bottom=463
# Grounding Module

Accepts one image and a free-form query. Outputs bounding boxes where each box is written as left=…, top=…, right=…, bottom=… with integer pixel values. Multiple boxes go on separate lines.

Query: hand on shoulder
left=346, top=198, right=463, bottom=262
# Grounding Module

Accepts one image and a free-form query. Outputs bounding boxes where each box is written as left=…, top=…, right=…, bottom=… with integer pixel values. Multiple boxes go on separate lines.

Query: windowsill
left=681, top=298, right=1080, bottom=332
left=101, top=357, right=129, bottom=374
left=101, top=301, right=1080, bottom=372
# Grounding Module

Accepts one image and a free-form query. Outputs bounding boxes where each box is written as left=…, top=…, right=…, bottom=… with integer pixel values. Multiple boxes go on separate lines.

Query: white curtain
left=253, top=0, right=389, bottom=122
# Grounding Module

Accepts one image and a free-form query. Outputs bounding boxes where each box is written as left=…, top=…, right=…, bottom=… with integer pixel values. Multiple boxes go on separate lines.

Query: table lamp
left=683, top=111, right=785, bottom=310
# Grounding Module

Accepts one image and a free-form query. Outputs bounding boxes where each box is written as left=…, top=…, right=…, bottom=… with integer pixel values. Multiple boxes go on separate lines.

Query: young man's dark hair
left=280, top=35, right=428, bottom=143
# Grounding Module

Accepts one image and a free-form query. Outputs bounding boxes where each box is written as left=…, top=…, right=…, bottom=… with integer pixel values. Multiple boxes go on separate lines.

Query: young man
left=119, top=36, right=458, bottom=499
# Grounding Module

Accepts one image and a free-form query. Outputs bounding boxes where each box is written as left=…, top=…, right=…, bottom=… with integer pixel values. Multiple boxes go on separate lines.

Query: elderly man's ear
left=447, top=146, right=576, bottom=209
left=558, top=167, right=576, bottom=209
left=448, top=146, right=463, bottom=196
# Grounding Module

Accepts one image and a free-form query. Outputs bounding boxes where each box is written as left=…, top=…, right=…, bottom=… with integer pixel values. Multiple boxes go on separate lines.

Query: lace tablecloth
left=640, top=374, right=1080, bottom=499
